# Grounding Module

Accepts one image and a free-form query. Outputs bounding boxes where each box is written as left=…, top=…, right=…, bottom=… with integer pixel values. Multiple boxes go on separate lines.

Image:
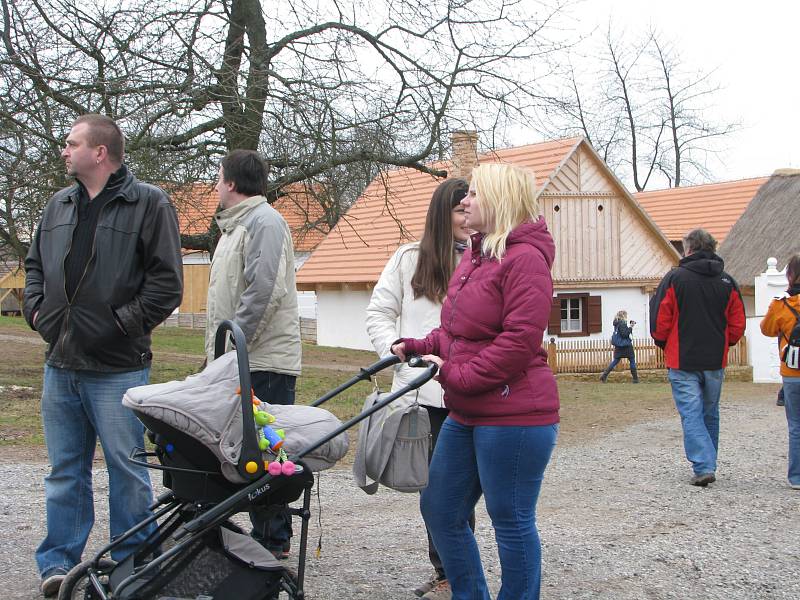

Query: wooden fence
left=546, top=337, right=748, bottom=374
left=161, top=313, right=318, bottom=344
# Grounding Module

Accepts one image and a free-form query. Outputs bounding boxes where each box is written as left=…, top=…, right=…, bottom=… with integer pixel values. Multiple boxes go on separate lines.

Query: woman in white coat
left=365, top=177, right=471, bottom=600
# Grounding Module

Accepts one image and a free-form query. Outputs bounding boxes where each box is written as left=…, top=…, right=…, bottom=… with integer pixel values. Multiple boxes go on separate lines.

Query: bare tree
left=650, top=35, right=737, bottom=187
left=547, top=26, right=735, bottom=190
left=0, top=0, right=570, bottom=258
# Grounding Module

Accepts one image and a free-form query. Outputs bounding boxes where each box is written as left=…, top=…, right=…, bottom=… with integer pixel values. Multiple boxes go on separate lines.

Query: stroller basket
left=61, top=320, right=437, bottom=600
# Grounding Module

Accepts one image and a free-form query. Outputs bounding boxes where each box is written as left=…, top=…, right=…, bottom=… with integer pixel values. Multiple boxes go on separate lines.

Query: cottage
left=296, top=134, right=680, bottom=350
left=718, top=170, right=800, bottom=381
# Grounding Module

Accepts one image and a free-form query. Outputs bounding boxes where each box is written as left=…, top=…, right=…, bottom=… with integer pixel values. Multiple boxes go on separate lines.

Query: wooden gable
left=540, top=142, right=678, bottom=284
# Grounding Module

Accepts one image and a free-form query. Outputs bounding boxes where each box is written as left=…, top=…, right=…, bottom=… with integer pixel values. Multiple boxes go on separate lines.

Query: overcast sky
left=567, top=0, right=800, bottom=184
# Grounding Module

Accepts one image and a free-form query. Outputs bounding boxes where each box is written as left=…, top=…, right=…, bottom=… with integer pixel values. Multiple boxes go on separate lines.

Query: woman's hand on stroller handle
left=390, top=342, right=406, bottom=361
left=406, top=354, right=441, bottom=382
left=416, top=354, right=443, bottom=369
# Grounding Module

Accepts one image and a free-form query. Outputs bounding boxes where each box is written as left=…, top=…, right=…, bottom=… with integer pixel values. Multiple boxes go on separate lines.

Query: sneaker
left=789, top=482, right=800, bottom=490
left=421, top=579, right=451, bottom=600
left=415, top=574, right=445, bottom=597
left=40, top=568, right=68, bottom=597
left=690, top=472, right=716, bottom=487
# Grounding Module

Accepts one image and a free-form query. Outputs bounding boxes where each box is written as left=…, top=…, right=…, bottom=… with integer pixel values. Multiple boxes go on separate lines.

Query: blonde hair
left=471, top=163, right=539, bottom=260
left=615, top=310, right=628, bottom=321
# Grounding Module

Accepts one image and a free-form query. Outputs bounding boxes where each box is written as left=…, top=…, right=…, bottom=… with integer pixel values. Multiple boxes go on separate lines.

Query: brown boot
left=422, top=579, right=451, bottom=600
left=415, top=574, right=445, bottom=597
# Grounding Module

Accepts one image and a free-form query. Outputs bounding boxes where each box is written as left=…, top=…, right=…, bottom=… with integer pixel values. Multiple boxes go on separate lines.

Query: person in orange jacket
left=760, top=254, right=800, bottom=489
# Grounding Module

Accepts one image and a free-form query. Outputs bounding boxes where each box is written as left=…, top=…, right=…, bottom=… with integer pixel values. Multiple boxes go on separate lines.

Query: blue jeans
left=420, top=418, right=558, bottom=600
left=249, top=371, right=296, bottom=552
left=36, top=366, right=154, bottom=577
left=667, top=368, right=724, bottom=475
left=605, top=355, right=637, bottom=372
left=782, top=378, right=800, bottom=485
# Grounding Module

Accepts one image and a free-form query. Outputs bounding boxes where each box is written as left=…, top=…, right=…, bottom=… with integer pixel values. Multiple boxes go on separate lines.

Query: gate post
left=547, top=337, right=558, bottom=373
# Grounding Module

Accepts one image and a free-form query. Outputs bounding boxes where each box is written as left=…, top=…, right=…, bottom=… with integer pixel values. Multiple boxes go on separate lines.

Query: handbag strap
left=780, top=298, right=800, bottom=343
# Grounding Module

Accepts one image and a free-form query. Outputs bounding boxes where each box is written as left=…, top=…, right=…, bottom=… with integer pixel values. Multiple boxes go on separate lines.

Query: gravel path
left=3, top=387, right=796, bottom=599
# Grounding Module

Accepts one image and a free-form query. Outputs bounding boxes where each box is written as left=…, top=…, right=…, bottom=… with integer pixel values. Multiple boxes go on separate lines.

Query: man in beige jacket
left=205, top=149, right=301, bottom=558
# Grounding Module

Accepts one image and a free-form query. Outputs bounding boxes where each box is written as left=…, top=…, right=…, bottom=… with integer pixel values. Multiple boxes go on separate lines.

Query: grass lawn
left=0, top=321, right=387, bottom=453
left=0, top=314, right=31, bottom=331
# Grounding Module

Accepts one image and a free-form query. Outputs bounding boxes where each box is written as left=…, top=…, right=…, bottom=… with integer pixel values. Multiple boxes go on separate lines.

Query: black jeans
left=249, top=371, right=297, bottom=552
left=424, top=405, right=476, bottom=579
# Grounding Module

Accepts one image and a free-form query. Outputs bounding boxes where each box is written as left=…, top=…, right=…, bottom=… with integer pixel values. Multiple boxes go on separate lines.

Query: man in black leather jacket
left=23, top=114, right=183, bottom=597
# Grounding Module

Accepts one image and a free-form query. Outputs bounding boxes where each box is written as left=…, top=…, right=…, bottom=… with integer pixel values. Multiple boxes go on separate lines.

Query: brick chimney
left=450, top=130, right=479, bottom=179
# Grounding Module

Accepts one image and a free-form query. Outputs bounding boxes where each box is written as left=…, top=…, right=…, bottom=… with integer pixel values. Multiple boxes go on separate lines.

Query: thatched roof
left=719, top=170, right=800, bottom=288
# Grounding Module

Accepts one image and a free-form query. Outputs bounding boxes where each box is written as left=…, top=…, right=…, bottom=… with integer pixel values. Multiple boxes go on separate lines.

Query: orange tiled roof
left=296, top=138, right=581, bottom=285
left=171, top=183, right=329, bottom=253
left=272, top=189, right=330, bottom=254
left=171, top=184, right=218, bottom=237
left=634, top=177, right=769, bottom=243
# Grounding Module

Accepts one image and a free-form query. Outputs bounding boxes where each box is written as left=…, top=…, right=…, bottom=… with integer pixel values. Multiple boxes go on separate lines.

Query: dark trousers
left=424, top=406, right=476, bottom=579
left=249, top=371, right=297, bottom=552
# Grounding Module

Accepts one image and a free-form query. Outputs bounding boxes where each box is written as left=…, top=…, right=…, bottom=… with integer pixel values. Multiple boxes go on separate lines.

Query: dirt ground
left=3, top=381, right=796, bottom=600
left=2, top=323, right=794, bottom=599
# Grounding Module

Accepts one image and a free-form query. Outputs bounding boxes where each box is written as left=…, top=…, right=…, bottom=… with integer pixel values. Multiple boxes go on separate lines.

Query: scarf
left=454, top=240, right=468, bottom=254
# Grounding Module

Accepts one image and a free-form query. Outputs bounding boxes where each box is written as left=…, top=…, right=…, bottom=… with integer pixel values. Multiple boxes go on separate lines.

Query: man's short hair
left=683, top=228, right=717, bottom=255
left=73, top=114, right=125, bottom=163
left=220, top=150, right=267, bottom=197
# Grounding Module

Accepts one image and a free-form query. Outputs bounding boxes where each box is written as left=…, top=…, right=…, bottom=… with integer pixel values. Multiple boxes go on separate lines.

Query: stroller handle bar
left=309, top=354, right=400, bottom=407
left=214, top=319, right=263, bottom=481
left=175, top=354, right=437, bottom=541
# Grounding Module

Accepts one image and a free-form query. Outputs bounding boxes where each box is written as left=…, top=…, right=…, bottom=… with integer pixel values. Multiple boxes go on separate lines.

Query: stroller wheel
left=57, top=558, right=115, bottom=600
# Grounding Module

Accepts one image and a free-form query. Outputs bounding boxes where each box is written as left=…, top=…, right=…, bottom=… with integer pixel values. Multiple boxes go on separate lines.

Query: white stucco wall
left=750, top=258, right=787, bottom=383
left=297, top=291, right=317, bottom=320
left=547, top=286, right=653, bottom=341
left=316, top=288, right=373, bottom=350
left=317, top=285, right=657, bottom=350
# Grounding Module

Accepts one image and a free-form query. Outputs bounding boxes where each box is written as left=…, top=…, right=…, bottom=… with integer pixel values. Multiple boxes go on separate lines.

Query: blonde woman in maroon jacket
left=392, top=163, right=559, bottom=600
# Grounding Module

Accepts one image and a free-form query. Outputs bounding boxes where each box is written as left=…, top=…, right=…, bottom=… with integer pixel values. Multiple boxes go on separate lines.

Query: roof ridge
left=635, top=175, right=771, bottom=195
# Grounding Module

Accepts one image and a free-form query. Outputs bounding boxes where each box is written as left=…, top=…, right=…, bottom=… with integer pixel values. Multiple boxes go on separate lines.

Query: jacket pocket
left=70, top=303, right=128, bottom=348
left=34, top=299, right=65, bottom=345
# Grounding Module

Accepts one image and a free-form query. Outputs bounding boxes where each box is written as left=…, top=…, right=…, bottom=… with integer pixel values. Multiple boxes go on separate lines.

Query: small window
left=549, top=293, right=602, bottom=337
left=560, top=297, right=582, bottom=332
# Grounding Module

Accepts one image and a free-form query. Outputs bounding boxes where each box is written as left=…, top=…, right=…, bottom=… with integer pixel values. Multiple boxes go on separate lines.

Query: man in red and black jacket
left=650, top=228, right=746, bottom=487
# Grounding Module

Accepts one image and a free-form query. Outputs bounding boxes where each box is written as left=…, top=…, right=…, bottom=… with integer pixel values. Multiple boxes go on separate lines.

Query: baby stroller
left=58, top=320, right=436, bottom=600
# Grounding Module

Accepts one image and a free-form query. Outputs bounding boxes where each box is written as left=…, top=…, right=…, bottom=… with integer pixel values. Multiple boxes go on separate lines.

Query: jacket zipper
left=58, top=202, right=77, bottom=358
left=446, top=266, right=471, bottom=358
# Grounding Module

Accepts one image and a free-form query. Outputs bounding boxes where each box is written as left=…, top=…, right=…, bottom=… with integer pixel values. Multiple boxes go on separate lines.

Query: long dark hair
left=410, top=178, right=469, bottom=302
left=787, top=254, right=800, bottom=286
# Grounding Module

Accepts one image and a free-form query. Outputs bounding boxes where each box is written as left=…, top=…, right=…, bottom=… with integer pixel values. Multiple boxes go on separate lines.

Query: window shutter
left=587, top=295, right=602, bottom=333
left=548, top=297, right=561, bottom=335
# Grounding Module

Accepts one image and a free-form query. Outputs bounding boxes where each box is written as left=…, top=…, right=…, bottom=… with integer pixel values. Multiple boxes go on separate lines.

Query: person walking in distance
left=600, top=310, right=639, bottom=383
left=24, top=114, right=183, bottom=597
left=760, top=254, right=800, bottom=490
left=650, top=228, right=746, bottom=487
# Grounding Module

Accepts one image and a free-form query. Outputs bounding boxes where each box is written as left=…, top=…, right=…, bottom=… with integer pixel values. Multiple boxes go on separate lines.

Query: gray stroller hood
left=123, top=352, right=348, bottom=483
